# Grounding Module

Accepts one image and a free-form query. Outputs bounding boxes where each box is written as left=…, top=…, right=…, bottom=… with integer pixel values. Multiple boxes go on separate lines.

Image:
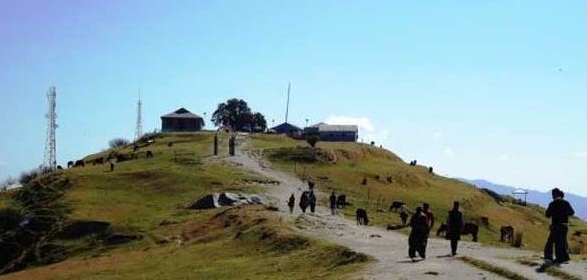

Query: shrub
left=512, top=231, right=523, bottom=248
left=109, top=138, right=130, bottom=149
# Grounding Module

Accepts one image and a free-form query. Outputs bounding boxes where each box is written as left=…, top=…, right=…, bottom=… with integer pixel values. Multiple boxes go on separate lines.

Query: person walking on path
left=400, top=204, right=411, bottom=226
left=446, top=201, right=463, bottom=256
left=422, top=203, right=434, bottom=253
left=329, top=191, right=337, bottom=215
left=408, top=206, right=429, bottom=261
left=544, top=188, right=575, bottom=264
left=287, top=193, right=295, bottom=214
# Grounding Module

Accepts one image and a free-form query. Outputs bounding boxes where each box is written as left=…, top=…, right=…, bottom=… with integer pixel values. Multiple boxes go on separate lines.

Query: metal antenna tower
left=135, top=92, right=143, bottom=141
left=43, top=86, right=57, bottom=171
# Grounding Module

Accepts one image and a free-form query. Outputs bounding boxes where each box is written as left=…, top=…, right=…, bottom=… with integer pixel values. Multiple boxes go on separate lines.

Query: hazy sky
left=1, top=1, right=586, bottom=196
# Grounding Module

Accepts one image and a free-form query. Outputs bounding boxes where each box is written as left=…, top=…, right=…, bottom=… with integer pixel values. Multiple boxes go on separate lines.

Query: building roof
left=161, top=108, right=203, bottom=119
left=306, top=122, right=358, bottom=132
left=318, top=124, right=358, bottom=132
left=271, top=122, right=302, bottom=132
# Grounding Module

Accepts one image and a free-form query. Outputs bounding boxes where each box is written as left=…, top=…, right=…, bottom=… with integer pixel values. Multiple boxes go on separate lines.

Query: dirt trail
left=221, top=135, right=586, bottom=280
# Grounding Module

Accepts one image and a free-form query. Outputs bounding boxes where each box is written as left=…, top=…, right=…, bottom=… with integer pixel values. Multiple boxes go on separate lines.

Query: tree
left=109, top=138, right=130, bottom=148
left=211, top=98, right=267, bottom=132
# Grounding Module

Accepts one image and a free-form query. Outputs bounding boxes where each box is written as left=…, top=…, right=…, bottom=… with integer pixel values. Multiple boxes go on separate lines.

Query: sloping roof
left=308, top=122, right=327, bottom=128
left=161, top=108, right=203, bottom=119
left=271, top=122, right=302, bottom=132
left=318, top=124, right=358, bottom=132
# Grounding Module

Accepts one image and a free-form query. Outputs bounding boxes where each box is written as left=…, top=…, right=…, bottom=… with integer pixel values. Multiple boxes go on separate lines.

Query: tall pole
left=44, top=86, right=57, bottom=171
left=135, top=91, right=143, bottom=141
left=285, top=82, right=290, bottom=123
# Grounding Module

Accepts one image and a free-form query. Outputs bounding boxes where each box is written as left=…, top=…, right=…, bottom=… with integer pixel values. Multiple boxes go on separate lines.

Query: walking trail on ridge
left=219, top=134, right=587, bottom=280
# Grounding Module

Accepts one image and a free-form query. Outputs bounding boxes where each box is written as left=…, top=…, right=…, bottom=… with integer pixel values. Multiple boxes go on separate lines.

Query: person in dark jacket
left=329, top=191, right=337, bottom=215
left=544, top=188, right=575, bottom=264
left=446, top=201, right=463, bottom=256
left=287, top=193, right=295, bottom=214
left=408, top=206, right=429, bottom=260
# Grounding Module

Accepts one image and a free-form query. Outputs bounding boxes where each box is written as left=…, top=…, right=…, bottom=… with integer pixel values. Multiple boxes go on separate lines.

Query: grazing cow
left=57, top=165, right=63, bottom=170
left=74, top=160, right=85, bottom=167
left=336, top=194, right=347, bottom=209
left=437, top=222, right=479, bottom=242
left=146, top=150, right=153, bottom=158
left=389, top=201, right=405, bottom=212
left=356, top=208, right=369, bottom=226
left=92, top=157, right=104, bottom=165
left=500, top=226, right=514, bottom=243
left=67, top=161, right=74, bottom=168
left=428, top=167, right=434, bottom=174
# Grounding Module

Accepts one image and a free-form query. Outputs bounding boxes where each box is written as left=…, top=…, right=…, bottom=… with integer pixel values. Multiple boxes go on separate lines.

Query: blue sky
left=1, top=1, right=586, bottom=196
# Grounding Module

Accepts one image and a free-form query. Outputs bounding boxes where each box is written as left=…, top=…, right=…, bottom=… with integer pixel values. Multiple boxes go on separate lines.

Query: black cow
left=428, top=166, right=434, bottom=174
left=336, top=195, right=347, bottom=209
left=67, top=161, right=74, bottom=168
left=436, top=222, right=479, bottom=242
left=92, top=157, right=104, bottom=165
left=500, top=226, right=514, bottom=243
left=389, top=201, right=405, bottom=212
left=356, top=208, right=369, bottom=226
left=74, top=160, right=85, bottom=167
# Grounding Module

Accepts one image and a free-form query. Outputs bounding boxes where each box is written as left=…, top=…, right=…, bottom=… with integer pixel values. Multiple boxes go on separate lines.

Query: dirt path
left=221, top=135, right=586, bottom=280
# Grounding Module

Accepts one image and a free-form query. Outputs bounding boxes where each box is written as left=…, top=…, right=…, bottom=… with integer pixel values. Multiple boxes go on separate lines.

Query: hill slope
left=1, top=132, right=586, bottom=279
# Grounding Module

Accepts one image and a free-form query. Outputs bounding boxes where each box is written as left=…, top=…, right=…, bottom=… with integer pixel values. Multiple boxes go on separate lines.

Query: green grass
left=0, top=132, right=369, bottom=279
left=1, top=206, right=368, bottom=280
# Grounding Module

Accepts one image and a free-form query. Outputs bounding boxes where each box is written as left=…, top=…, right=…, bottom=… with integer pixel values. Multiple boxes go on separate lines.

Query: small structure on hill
left=271, top=122, right=303, bottom=139
left=304, top=122, right=358, bottom=142
left=513, top=188, right=528, bottom=206
left=161, top=108, right=205, bottom=132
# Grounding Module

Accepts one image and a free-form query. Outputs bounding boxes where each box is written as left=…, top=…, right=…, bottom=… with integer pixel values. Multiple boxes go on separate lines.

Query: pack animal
left=356, top=208, right=369, bottom=226
left=437, top=222, right=479, bottom=242
left=336, top=194, right=347, bottom=209
left=500, top=226, right=514, bottom=243
left=389, top=201, right=405, bottom=212
left=74, top=160, right=85, bottom=167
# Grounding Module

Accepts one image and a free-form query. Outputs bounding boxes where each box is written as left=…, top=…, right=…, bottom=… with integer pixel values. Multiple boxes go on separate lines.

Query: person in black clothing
left=446, top=201, right=463, bottom=256
left=544, top=188, right=575, bottom=264
left=329, top=191, right=337, bottom=215
left=287, top=193, right=295, bottom=214
left=408, top=206, right=429, bottom=261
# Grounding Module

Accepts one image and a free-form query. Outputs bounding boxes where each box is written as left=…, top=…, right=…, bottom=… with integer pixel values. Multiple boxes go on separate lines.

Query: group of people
left=407, top=187, right=576, bottom=264
left=286, top=183, right=576, bottom=265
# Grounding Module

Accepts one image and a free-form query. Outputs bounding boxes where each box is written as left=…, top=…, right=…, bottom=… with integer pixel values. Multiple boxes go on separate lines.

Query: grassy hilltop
left=0, top=132, right=585, bottom=279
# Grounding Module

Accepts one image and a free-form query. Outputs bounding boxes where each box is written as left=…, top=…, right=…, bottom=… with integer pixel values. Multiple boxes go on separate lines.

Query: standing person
left=408, top=206, right=429, bottom=261
left=400, top=204, right=411, bottom=226
left=287, top=194, right=295, bottom=214
left=422, top=203, right=435, bottom=253
left=446, top=201, right=463, bottom=256
left=309, top=192, right=316, bottom=213
left=544, top=188, right=575, bottom=264
left=423, top=203, right=435, bottom=229
left=329, top=191, right=337, bottom=215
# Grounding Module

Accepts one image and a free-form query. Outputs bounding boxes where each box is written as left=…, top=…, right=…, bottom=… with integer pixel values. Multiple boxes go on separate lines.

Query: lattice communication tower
left=135, top=93, right=143, bottom=141
left=44, top=86, right=57, bottom=170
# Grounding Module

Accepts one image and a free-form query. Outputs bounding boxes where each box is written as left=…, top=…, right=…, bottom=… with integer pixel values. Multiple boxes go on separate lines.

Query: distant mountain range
left=459, top=179, right=587, bottom=222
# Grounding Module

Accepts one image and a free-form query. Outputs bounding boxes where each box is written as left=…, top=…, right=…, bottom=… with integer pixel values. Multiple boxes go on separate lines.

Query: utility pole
left=285, top=82, right=290, bottom=123
left=43, top=86, right=57, bottom=171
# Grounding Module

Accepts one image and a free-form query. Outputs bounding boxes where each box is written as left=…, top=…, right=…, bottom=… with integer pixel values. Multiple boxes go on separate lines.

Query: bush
left=109, top=138, right=130, bottom=149
left=512, top=231, right=523, bottom=248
